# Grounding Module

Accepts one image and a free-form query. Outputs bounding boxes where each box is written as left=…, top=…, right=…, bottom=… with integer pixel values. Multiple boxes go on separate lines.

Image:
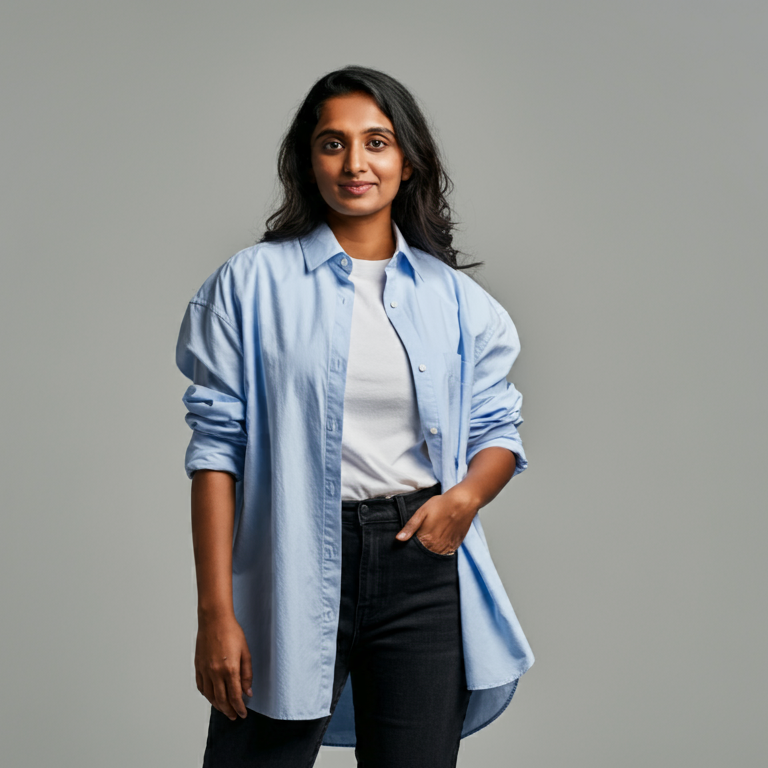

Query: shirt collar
left=299, top=220, right=425, bottom=281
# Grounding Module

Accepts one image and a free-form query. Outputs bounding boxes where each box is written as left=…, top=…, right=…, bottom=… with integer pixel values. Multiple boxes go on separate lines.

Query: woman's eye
left=323, top=141, right=343, bottom=150
left=369, top=139, right=386, bottom=149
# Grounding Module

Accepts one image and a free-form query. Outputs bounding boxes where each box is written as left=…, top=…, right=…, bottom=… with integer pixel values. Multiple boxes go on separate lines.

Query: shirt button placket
left=385, top=285, right=442, bottom=468
left=320, top=258, right=353, bottom=704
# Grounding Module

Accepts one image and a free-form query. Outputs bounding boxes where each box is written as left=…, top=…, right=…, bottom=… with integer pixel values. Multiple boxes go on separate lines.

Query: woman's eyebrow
left=314, top=126, right=395, bottom=141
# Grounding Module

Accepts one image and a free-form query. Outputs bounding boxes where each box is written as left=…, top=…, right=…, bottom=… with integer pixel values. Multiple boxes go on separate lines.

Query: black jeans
left=202, top=481, right=472, bottom=767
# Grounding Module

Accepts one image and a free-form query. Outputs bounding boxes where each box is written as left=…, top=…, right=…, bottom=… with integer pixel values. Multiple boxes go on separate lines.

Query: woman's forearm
left=190, top=469, right=237, bottom=620
left=446, top=446, right=518, bottom=513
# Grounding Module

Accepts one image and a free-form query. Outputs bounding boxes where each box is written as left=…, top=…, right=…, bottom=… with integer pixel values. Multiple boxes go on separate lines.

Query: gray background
left=1, top=1, right=765, bottom=766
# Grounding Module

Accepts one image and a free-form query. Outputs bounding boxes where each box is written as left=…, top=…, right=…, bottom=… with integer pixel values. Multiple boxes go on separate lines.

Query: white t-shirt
left=340, top=253, right=438, bottom=501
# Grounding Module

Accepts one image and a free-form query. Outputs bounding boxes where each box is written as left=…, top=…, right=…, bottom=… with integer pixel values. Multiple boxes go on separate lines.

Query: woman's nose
left=344, top=143, right=368, bottom=174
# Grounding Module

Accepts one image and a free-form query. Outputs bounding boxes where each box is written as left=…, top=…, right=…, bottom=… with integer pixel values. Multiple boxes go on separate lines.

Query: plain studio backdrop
left=1, top=2, right=766, bottom=766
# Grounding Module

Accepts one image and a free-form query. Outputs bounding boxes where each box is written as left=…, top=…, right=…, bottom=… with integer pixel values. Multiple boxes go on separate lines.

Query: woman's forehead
left=313, top=93, right=394, bottom=134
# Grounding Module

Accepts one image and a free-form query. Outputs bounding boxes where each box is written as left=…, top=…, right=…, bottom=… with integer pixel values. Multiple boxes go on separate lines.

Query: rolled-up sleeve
left=175, top=296, right=247, bottom=482
left=465, top=296, right=528, bottom=476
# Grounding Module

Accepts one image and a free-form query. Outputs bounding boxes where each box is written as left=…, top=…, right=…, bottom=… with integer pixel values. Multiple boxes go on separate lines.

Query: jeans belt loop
left=394, top=493, right=408, bottom=528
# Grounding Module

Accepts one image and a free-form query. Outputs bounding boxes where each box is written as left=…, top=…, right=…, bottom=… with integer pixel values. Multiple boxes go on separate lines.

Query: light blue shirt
left=175, top=220, right=535, bottom=746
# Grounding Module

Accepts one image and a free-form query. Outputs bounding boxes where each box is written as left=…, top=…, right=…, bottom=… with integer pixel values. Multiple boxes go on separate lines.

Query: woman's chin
left=327, top=199, right=392, bottom=219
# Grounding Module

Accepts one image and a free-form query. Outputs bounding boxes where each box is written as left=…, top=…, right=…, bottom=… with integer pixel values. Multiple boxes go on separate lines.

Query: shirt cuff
left=466, top=437, right=528, bottom=476
left=184, top=430, right=246, bottom=482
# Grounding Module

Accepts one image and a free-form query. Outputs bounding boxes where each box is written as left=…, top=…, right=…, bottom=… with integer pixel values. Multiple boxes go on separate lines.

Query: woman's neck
left=326, top=208, right=396, bottom=261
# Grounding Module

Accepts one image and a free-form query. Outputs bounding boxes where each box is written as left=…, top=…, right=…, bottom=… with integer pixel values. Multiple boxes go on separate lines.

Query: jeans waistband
left=341, top=481, right=442, bottom=525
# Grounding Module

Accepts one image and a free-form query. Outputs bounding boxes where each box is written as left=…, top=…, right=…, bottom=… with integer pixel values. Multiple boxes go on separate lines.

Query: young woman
left=176, top=65, right=535, bottom=767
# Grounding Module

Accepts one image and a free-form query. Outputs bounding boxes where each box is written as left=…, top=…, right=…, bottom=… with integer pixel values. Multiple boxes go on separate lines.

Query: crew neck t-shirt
left=340, top=253, right=438, bottom=500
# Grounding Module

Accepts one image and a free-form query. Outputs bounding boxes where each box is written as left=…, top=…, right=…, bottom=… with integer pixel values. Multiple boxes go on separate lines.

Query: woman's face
left=309, top=92, right=412, bottom=220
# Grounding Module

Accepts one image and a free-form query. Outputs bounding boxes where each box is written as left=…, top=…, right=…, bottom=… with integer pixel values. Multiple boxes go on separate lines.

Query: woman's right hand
left=195, top=612, right=253, bottom=720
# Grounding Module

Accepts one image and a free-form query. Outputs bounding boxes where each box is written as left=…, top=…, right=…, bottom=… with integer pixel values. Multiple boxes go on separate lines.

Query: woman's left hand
left=396, top=447, right=519, bottom=554
left=395, top=484, right=479, bottom=555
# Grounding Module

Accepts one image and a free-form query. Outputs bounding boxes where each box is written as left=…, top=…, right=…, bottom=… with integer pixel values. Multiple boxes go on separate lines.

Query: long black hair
left=260, top=65, right=483, bottom=271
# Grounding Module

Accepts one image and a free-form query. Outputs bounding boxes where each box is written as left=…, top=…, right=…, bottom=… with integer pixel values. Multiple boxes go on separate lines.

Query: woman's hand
left=195, top=611, right=253, bottom=720
left=395, top=484, right=479, bottom=555
left=395, top=447, right=519, bottom=553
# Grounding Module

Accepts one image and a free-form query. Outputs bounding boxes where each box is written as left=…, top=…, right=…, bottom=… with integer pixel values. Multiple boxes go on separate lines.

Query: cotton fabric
left=175, top=220, right=535, bottom=746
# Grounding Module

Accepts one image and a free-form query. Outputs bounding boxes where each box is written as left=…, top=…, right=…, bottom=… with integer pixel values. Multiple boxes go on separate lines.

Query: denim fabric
left=202, top=482, right=472, bottom=768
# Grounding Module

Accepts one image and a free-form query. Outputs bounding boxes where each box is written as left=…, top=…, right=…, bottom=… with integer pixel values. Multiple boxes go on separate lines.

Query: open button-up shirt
left=175, top=221, right=535, bottom=746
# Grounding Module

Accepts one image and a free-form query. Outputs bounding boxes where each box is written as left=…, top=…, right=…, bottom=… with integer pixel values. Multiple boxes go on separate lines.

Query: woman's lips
left=339, top=183, right=375, bottom=196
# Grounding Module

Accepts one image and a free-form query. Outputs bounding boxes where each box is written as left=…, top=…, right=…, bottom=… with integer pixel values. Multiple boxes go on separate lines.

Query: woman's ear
left=401, top=158, right=413, bottom=182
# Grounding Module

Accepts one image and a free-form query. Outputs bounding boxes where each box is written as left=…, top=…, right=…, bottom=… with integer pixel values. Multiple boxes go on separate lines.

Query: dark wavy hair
left=259, top=65, right=482, bottom=271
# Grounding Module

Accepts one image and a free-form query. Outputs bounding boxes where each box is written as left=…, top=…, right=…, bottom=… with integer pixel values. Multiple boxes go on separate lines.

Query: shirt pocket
left=444, top=351, right=471, bottom=379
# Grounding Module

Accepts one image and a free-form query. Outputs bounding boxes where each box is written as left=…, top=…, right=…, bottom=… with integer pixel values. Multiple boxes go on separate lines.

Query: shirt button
left=430, top=427, right=438, bottom=434
left=418, top=364, right=426, bottom=371
left=390, top=301, right=398, bottom=308
left=341, top=257, right=348, bottom=266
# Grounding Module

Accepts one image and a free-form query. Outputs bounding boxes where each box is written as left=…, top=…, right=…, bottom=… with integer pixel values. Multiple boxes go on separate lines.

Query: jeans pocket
left=411, top=533, right=457, bottom=560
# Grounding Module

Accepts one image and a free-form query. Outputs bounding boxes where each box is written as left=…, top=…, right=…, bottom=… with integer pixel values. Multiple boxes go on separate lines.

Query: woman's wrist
left=451, top=447, right=518, bottom=515
left=443, top=481, right=483, bottom=520
left=197, top=601, right=236, bottom=624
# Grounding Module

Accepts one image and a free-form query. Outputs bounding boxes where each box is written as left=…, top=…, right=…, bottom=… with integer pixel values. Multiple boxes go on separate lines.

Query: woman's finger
left=241, top=649, right=253, bottom=699
left=395, top=505, right=429, bottom=541
left=226, top=666, right=247, bottom=719
left=201, top=672, right=216, bottom=709
left=213, top=674, right=237, bottom=720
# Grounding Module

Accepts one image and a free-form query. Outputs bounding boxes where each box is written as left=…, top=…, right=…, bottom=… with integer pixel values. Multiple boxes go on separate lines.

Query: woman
left=176, top=65, right=534, bottom=767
